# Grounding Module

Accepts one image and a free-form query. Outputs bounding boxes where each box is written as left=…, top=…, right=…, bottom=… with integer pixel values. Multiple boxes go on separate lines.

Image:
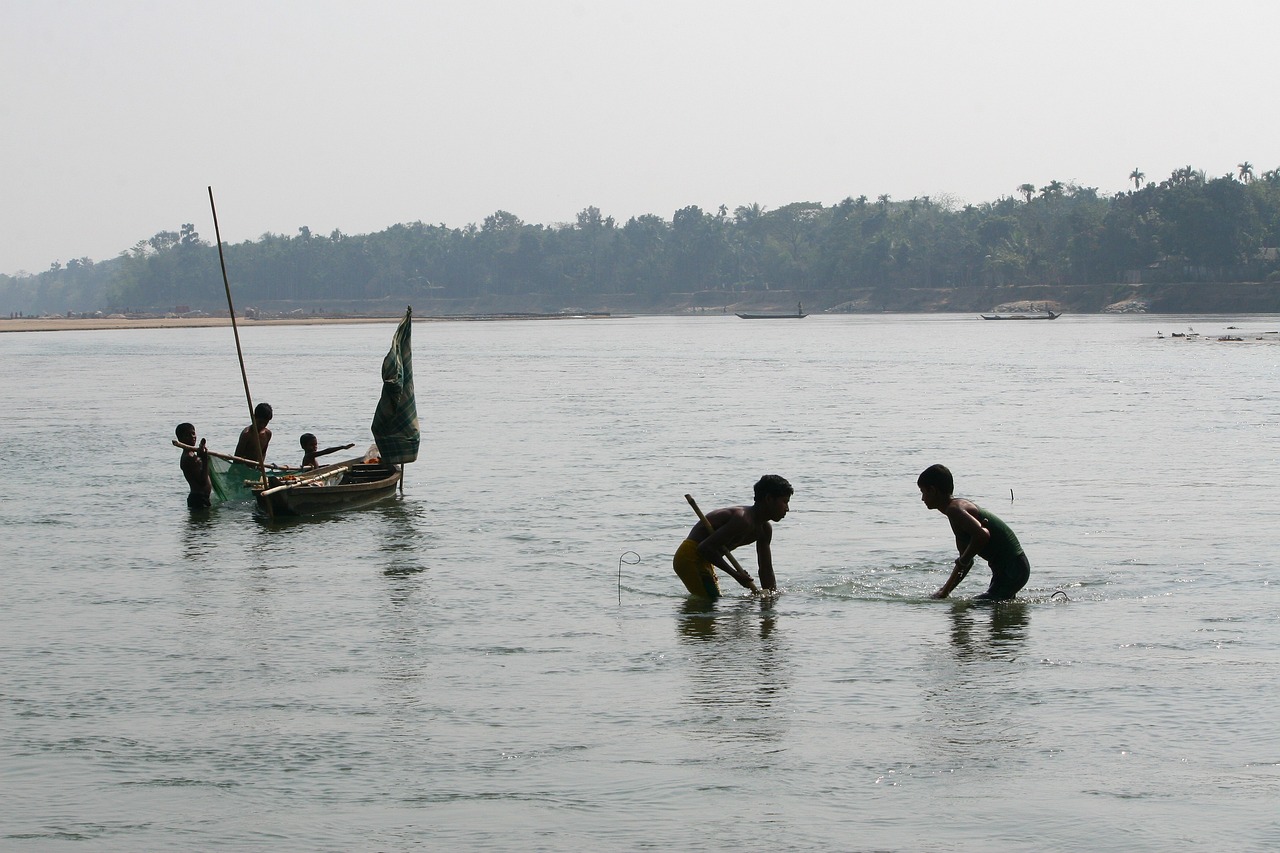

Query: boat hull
left=735, top=313, right=808, bottom=319
left=979, top=311, right=1060, bottom=320
left=253, top=460, right=402, bottom=516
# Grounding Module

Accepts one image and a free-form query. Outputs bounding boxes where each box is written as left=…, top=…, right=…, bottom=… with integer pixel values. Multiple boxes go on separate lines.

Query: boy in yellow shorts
left=673, top=474, right=792, bottom=598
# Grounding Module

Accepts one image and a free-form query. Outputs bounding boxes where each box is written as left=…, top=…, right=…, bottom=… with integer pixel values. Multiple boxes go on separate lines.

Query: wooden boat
left=979, top=309, right=1060, bottom=320
left=252, top=457, right=402, bottom=516
left=198, top=198, right=417, bottom=520
left=250, top=306, right=418, bottom=518
left=737, top=303, right=808, bottom=319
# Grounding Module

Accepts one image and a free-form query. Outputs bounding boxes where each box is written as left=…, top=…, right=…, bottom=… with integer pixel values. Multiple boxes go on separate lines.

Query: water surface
left=2, top=314, right=1277, bottom=851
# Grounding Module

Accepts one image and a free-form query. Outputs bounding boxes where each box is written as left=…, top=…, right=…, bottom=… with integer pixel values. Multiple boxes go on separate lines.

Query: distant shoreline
left=0, top=312, right=616, bottom=334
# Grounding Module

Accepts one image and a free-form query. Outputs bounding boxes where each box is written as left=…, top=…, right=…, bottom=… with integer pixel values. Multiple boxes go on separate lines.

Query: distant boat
left=737, top=302, right=808, bottom=319
left=979, top=308, right=1060, bottom=320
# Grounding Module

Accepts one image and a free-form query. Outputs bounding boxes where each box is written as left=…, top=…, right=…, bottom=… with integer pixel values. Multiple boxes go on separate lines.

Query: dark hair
left=917, top=463, right=954, bottom=494
left=300, top=433, right=316, bottom=448
left=253, top=402, right=273, bottom=422
left=753, top=474, right=793, bottom=502
left=175, top=422, right=195, bottom=439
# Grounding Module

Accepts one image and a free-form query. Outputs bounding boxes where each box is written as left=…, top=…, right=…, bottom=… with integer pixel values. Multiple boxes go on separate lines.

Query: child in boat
left=234, top=402, right=273, bottom=463
left=917, top=464, right=1030, bottom=600
left=175, top=422, right=212, bottom=509
left=300, top=433, right=356, bottom=469
left=673, top=474, right=792, bottom=598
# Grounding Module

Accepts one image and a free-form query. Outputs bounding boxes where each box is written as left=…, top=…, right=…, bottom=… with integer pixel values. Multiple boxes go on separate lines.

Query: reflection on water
left=180, top=510, right=218, bottom=561
left=675, top=596, right=789, bottom=745
left=919, top=601, right=1036, bottom=759
left=946, top=600, right=1031, bottom=662
left=373, top=498, right=431, bottom=576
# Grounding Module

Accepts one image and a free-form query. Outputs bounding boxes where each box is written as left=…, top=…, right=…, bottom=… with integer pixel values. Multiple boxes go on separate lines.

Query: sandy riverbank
left=0, top=316, right=403, bottom=334
left=0, top=312, right=618, bottom=333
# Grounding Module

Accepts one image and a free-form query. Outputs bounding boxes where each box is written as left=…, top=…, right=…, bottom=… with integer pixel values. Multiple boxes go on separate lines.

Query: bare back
left=687, top=505, right=770, bottom=552
left=235, top=424, right=272, bottom=462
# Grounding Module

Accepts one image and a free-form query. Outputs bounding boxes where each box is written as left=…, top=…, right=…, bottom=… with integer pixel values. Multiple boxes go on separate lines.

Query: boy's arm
left=181, top=440, right=210, bottom=475
left=931, top=504, right=989, bottom=599
left=948, top=503, right=990, bottom=563
left=755, top=525, right=777, bottom=591
left=316, top=443, right=356, bottom=458
left=931, top=558, right=972, bottom=599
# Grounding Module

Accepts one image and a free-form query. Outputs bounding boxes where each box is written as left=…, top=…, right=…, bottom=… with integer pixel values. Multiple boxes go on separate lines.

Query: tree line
left=4, top=164, right=1280, bottom=316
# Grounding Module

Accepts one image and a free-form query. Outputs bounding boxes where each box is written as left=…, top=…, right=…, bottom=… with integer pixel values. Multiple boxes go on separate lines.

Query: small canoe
left=736, top=312, right=808, bottom=319
left=979, top=310, right=1060, bottom=320
left=252, top=458, right=401, bottom=516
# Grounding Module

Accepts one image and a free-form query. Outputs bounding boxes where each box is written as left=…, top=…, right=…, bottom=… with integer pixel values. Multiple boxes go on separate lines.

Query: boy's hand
left=930, top=588, right=949, bottom=599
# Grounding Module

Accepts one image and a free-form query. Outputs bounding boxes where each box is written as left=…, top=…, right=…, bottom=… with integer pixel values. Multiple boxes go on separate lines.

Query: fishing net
left=209, top=458, right=262, bottom=504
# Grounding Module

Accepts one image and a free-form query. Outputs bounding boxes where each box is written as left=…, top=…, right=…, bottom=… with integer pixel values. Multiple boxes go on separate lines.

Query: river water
left=1, top=314, right=1277, bottom=851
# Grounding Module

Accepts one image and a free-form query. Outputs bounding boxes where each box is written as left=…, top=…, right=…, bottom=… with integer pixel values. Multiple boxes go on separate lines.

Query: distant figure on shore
left=673, top=475, right=793, bottom=598
left=300, top=433, right=355, bottom=469
left=175, top=422, right=212, bottom=509
left=234, top=403, right=273, bottom=463
left=918, top=464, right=1029, bottom=600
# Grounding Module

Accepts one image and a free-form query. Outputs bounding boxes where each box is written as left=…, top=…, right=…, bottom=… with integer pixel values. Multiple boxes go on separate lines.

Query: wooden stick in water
left=684, top=493, right=759, bottom=593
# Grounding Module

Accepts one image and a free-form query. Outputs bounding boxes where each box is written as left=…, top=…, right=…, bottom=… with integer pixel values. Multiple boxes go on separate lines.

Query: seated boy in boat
left=673, top=474, right=792, bottom=598
left=175, top=422, right=212, bottom=509
left=234, top=402, right=273, bottom=463
left=917, top=464, right=1030, bottom=600
left=300, top=433, right=356, bottom=469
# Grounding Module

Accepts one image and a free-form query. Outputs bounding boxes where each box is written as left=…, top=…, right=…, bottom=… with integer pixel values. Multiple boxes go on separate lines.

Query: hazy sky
left=3, top=0, right=1277, bottom=275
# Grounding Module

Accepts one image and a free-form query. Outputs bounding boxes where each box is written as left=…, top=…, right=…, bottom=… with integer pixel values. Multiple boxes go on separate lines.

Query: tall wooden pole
left=207, top=187, right=273, bottom=518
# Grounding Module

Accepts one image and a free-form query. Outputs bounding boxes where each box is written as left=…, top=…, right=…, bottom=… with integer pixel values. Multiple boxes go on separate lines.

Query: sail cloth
left=371, top=307, right=420, bottom=464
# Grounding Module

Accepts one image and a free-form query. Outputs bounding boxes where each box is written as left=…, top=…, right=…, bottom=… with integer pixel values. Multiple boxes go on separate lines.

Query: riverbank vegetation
left=4, top=165, right=1279, bottom=316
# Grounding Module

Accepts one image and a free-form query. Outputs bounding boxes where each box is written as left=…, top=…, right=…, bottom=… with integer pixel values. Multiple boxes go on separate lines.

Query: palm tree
left=1017, top=183, right=1035, bottom=203
left=1039, top=180, right=1065, bottom=199
left=1129, top=168, right=1145, bottom=190
left=1237, top=161, right=1254, bottom=183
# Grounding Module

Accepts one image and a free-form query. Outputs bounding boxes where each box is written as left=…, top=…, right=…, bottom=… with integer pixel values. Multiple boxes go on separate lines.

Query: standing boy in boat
left=175, top=422, right=212, bottom=509
left=673, top=474, right=792, bottom=598
left=300, top=433, right=356, bottom=469
left=917, top=464, right=1030, bottom=600
left=234, top=402, right=273, bottom=463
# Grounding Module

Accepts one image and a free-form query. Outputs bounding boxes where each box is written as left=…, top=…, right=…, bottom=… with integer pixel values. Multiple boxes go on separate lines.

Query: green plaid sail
left=371, top=307, right=420, bottom=464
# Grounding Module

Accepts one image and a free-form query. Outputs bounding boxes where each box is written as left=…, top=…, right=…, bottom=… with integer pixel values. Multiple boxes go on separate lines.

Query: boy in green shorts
left=917, top=464, right=1029, bottom=600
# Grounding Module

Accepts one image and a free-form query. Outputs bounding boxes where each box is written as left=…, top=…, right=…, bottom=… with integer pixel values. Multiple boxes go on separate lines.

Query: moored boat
left=737, top=302, right=808, bottom=319
left=979, top=309, right=1060, bottom=320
